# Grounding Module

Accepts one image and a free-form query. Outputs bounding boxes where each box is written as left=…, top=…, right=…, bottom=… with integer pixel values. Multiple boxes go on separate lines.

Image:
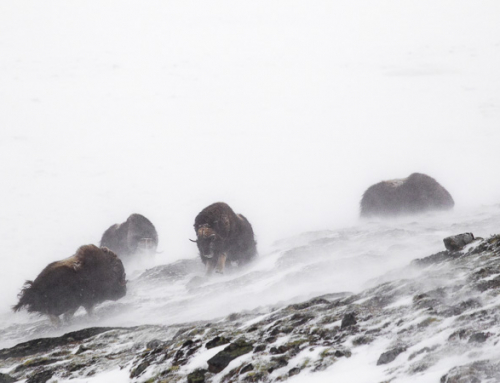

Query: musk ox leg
left=49, top=315, right=61, bottom=327
left=205, top=260, right=215, bottom=276
left=215, top=253, right=227, bottom=274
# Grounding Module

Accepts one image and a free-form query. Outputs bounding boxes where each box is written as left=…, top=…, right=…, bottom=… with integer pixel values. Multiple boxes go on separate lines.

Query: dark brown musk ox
left=191, top=202, right=257, bottom=275
left=13, top=245, right=126, bottom=325
left=360, top=172, right=455, bottom=218
left=100, top=214, right=158, bottom=261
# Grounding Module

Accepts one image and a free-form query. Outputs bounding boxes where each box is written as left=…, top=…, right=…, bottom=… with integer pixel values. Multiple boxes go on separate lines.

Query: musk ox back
left=100, top=214, right=158, bottom=260
left=13, top=245, right=126, bottom=324
left=360, top=173, right=454, bottom=218
left=192, top=202, right=257, bottom=275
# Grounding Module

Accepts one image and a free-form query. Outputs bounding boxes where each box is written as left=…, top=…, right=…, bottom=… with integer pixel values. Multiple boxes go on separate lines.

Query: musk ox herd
left=13, top=172, right=455, bottom=324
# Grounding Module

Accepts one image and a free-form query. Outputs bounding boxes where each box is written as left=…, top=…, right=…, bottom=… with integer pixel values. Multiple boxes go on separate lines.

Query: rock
left=443, top=233, right=475, bottom=251
left=377, top=346, right=407, bottom=365
left=146, top=339, right=164, bottom=349
left=14, top=357, right=59, bottom=373
left=205, top=336, right=231, bottom=350
left=187, top=368, right=207, bottom=383
left=468, top=332, right=490, bottom=344
left=207, top=338, right=253, bottom=373
left=412, top=251, right=463, bottom=267
left=26, top=370, right=54, bottom=383
left=0, top=373, right=16, bottom=383
left=253, top=344, right=266, bottom=353
left=269, top=345, right=289, bottom=355
left=130, top=361, right=150, bottom=378
left=240, top=364, right=254, bottom=374
left=0, top=327, right=121, bottom=360
left=352, top=335, right=374, bottom=346
left=441, top=360, right=500, bottom=383
left=341, top=312, right=357, bottom=329
left=267, top=356, right=288, bottom=373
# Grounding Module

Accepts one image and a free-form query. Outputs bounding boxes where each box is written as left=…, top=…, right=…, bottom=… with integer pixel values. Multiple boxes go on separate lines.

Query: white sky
left=1, top=1, right=500, bottom=305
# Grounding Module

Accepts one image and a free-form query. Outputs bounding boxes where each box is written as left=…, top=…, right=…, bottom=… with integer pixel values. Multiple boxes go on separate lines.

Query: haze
left=1, top=0, right=499, bottom=325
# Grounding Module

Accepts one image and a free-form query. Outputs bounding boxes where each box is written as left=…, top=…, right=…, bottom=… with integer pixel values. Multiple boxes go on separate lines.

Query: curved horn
left=189, top=238, right=198, bottom=243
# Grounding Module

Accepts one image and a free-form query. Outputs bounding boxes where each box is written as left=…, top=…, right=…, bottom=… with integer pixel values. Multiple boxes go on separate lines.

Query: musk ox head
left=125, top=214, right=158, bottom=255
left=360, top=173, right=455, bottom=218
left=13, top=245, right=127, bottom=322
left=100, top=214, right=158, bottom=260
left=192, top=224, right=224, bottom=260
left=97, top=247, right=127, bottom=301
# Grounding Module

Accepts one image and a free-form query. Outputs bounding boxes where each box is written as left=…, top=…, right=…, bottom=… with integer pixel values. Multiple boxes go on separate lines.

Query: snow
left=1, top=0, right=500, bottom=381
left=54, top=366, right=131, bottom=383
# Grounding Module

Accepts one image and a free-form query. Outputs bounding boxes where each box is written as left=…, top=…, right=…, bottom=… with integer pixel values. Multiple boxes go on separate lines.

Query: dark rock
left=268, top=327, right=280, bottom=336
left=14, top=358, right=59, bottom=373
left=207, top=338, right=253, bottom=373
left=443, top=233, right=475, bottom=251
left=206, top=336, right=231, bottom=350
left=352, top=335, right=374, bottom=346
left=182, top=339, right=194, bottom=348
left=408, top=346, right=438, bottom=361
left=240, top=364, right=254, bottom=374
left=75, top=345, right=90, bottom=354
left=468, top=332, right=490, bottom=344
left=476, top=276, right=500, bottom=292
left=377, top=347, right=407, bottom=365
left=0, top=327, right=121, bottom=360
left=441, top=360, right=500, bottom=383
left=243, top=372, right=265, bottom=382
left=26, top=370, right=54, bottom=383
left=448, top=329, right=470, bottom=341
left=146, top=339, right=163, bottom=349
left=288, top=367, right=301, bottom=376
left=187, top=368, right=207, bottom=383
left=289, top=298, right=329, bottom=311
left=253, top=344, right=266, bottom=353
left=341, top=312, right=357, bottom=329
left=68, top=364, right=87, bottom=372
left=270, top=345, right=289, bottom=355
left=130, top=361, right=150, bottom=378
left=0, top=373, right=16, bottom=383
left=412, top=251, right=463, bottom=268
left=289, top=313, right=314, bottom=327
left=267, top=356, right=288, bottom=373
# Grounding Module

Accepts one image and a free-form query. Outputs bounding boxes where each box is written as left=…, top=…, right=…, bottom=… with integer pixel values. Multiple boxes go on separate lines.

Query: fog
left=1, top=0, right=499, bottom=356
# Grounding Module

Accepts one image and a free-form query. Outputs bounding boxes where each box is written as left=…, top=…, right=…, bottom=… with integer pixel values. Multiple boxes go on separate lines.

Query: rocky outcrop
left=2, top=234, right=500, bottom=382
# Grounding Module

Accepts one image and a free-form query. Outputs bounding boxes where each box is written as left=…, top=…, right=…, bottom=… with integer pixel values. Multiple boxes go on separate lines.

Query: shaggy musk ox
left=360, top=173, right=454, bottom=218
left=191, top=202, right=257, bottom=275
left=13, top=245, right=126, bottom=324
left=100, top=214, right=158, bottom=260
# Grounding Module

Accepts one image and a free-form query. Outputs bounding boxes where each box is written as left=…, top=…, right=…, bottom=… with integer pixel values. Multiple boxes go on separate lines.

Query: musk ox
left=100, top=214, right=158, bottom=261
left=360, top=173, right=454, bottom=218
left=191, top=202, right=257, bottom=275
left=13, top=245, right=126, bottom=325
